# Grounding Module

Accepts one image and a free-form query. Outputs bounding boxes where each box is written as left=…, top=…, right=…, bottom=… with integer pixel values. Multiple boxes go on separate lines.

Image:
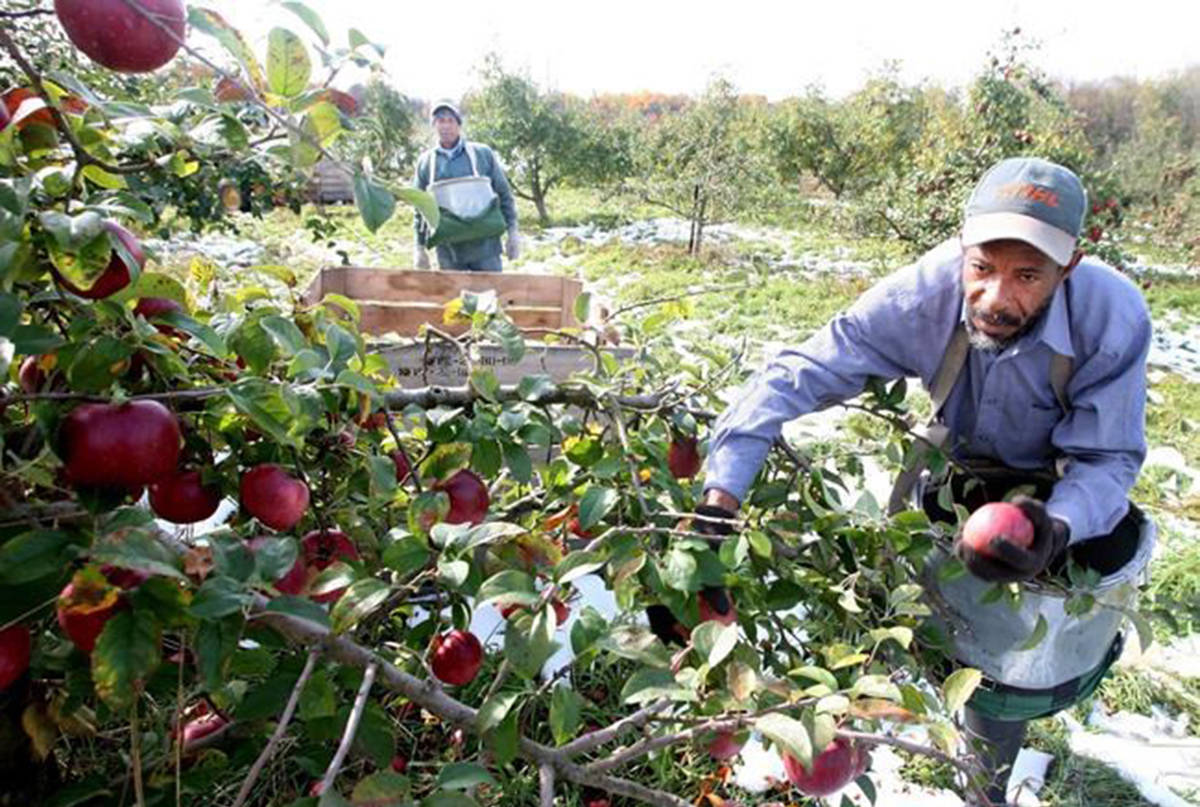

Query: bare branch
left=558, top=700, right=672, bottom=756
left=539, top=764, right=555, bottom=807
left=231, top=647, right=322, bottom=807
left=319, top=660, right=378, bottom=794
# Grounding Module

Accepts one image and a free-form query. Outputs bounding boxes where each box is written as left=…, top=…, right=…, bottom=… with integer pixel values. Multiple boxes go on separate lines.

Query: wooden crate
left=303, top=266, right=629, bottom=388
left=303, top=266, right=584, bottom=337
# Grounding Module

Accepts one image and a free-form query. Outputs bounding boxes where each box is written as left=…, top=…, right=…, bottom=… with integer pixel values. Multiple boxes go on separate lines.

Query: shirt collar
left=1028, top=280, right=1074, bottom=358
left=436, top=137, right=464, bottom=159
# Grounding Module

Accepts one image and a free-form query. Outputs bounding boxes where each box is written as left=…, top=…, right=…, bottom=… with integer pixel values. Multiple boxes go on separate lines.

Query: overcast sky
left=205, top=0, right=1199, bottom=101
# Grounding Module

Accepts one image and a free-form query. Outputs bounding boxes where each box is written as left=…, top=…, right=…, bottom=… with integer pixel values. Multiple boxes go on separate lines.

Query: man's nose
left=977, top=276, right=1014, bottom=312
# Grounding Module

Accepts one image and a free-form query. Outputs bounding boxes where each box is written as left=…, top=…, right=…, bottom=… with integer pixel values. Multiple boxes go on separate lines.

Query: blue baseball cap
left=961, top=157, right=1087, bottom=265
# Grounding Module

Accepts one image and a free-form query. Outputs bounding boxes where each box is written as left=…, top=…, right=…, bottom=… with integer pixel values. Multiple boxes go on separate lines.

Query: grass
left=1024, top=719, right=1157, bottom=807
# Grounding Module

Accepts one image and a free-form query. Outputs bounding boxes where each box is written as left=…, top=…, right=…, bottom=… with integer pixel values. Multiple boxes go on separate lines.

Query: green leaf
left=755, top=713, right=812, bottom=768
left=260, top=315, right=308, bottom=356
left=266, top=27, right=311, bottom=97
left=354, top=174, right=396, bottom=233
left=477, top=570, right=537, bottom=608
left=188, top=8, right=265, bottom=89
left=477, top=693, right=522, bottom=738
left=264, top=595, right=331, bottom=629
left=157, top=310, right=226, bottom=355
left=620, top=668, right=696, bottom=704
left=850, top=674, right=903, bottom=702
left=942, top=667, right=983, bottom=713
left=382, top=535, right=431, bottom=577
left=692, top=621, right=738, bottom=668
left=280, top=0, right=329, bottom=44
left=419, top=443, right=472, bottom=484
left=190, top=576, right=251, bottom=619
left=330, top=578, right=391, bottom=633
left=660, top=547, right=700, bottom=593
left=227, top=378, right=297, bottom=448
left=253, top=537, right=299, bottom=583
left=437, top=761, right=495, bottom=791
left=11, top=323, right=65, bottom=355
left=90, top=531, right=185, bottom=580
left=503, top=608, right=557, bottom=678
left=573, top=291, right=592, bottom=323
left=1017, top=614, right=1049, bottom=651
left=80, top=164, right=126, bottom=189
left=407, top=490, right=450, bottom=537
left=91, top=610, right=160, bottom=709
left=44, top=780, right=112, bottom=807
left=195, top=616, right=241, bottom=692
left=577, top=486, right=617, bottom=531
left=555, top=551, right=606, bottom=585
left=0, top=530, right=76, bottom=584
left=517, top=374, right=556, bottom=402
left=395, top=187, right=439, bottom=231
left=351, top=771, right=410, bottom=805
left=788, top=665, right=838, bottom=691
left=549, top=684, right=582, bottom=746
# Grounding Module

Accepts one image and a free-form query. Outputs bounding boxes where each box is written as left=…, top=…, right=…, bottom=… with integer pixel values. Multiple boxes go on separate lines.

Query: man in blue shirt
left=696, top=158, right=1151, bottom=805
left=412, top=101, right=520, bottom=272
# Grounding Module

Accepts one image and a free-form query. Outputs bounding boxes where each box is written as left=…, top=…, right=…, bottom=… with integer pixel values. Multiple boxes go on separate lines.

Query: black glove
left=955, top=495, right=1069, bottom=583
left=646, top=506, right=737, bottom=646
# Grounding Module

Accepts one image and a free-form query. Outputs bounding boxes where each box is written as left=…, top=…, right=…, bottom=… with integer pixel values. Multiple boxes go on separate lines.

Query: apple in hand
left=962, top=502, right=1035, bottom=556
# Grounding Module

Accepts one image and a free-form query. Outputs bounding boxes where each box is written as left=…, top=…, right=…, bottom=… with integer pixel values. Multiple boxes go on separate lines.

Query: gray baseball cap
left=961, top=157, right=1087, bottom=265
left=430, top=100, right=462, bottom=124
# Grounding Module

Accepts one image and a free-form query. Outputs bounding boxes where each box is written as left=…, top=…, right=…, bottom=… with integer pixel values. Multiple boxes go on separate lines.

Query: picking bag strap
left=465, top=142, right=480, bottom=177
left=1050, top=353, right=1073, bottom=412
left=887, top=323, right=970, bottom=515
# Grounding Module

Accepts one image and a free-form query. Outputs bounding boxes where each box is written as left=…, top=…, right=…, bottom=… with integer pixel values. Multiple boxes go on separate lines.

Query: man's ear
left=1062, top=249, right=1084, bottom=278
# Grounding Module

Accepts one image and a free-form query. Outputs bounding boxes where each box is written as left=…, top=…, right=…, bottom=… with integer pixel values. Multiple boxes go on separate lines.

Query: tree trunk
left=687, top=184, right=700, bottom=254
left=531, top=163, right=550, bottom=226
left=689, top=188, right=708, bottom=256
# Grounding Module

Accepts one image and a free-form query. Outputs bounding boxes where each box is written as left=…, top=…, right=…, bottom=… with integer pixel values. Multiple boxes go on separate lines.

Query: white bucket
left=430, top=176, right=496, bottom=219
left=923, top=511, right=1155, bottom=689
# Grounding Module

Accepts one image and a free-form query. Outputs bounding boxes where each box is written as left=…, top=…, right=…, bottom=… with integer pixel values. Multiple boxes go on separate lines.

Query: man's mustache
left=969, top=307, right=1022, bottom=328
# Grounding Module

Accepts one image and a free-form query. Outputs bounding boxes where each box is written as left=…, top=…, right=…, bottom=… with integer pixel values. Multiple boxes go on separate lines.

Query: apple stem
left=319, top=660, right=378, bottom=795
left=231, top=647, right=322, bottom=807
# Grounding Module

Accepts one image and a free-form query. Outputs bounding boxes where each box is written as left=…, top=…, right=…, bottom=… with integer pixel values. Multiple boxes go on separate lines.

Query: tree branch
left=319, top=660, right=378, bottom=794
left=539, top=764, right=555, bottom=807
left=231, top=647, right=321, bottom=807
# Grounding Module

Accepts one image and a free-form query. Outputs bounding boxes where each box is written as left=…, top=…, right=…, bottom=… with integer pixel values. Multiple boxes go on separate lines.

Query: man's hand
left=414, top=247, right=431, bottom=270
left=646, top=503, right=738, bottom=647
left=505, top=230, right=520, bottom=261
left=954, top=496, right=1069, bottom=583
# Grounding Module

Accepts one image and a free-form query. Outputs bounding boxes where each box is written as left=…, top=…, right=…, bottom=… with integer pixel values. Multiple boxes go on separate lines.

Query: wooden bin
left=303, top=266, right=584, bottom=337
left=303, top=266, right=629, bottom=388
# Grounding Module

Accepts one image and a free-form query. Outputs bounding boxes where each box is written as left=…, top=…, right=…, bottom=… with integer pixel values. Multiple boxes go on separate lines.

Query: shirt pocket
left=999, top=403, right=1063, bottom=465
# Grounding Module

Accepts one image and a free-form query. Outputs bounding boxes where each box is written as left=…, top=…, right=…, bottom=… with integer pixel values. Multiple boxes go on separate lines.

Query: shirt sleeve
left=412, top=154, right=429, bottom=248
left=704, top=279, right=928, bottom=503
left=486, top=150, right=518, bottom=231
left=1046, top=312, right=1151, bottom=543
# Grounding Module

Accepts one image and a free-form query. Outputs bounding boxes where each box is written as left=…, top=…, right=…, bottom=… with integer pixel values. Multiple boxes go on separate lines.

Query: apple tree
left=0, top=4, right=1024, bottom=807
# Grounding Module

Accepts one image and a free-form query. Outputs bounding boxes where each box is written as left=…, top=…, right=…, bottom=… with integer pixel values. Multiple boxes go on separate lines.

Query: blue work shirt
left=705, top=238, right=1152, bottom=543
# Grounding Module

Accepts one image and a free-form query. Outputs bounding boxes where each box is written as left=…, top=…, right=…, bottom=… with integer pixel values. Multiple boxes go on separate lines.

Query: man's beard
left=965, top=298, right=1051, bottom=353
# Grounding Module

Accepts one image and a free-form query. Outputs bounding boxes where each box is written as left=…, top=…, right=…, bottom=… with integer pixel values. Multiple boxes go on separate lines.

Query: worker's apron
left=888, top=324, right=1155, bottom=694
left=423, top=144, right=508, bottom=248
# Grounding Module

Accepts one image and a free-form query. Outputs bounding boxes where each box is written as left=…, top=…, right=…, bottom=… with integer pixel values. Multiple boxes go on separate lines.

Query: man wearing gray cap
left=690, top=157, right=1152, bottom=804
left=412, top=100, right=519, bottom=272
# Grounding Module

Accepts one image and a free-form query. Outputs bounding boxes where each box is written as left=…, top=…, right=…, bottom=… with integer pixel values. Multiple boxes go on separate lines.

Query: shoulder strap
left=465, top=143, right=480, bottom=177
left=929, top=323, right=970, bottom=416
left=424, top=148, right=438, bottom=183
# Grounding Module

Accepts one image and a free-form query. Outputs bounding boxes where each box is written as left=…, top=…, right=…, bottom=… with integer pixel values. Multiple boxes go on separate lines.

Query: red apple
left=298, top=529, right=360, bottom=603
left=391, top=449, right=412, bottom=484
left=149, top=469, right=221, bottom=524
left=52, top=220, right=144, bottom=299
left=697, top=589, right=737, bottom=626
left=783, top=737, right=864, bottom=797
left=0, top=98, right=10, bottom=132
left=133, top=296, right=183, bottom=333
left=567, top=516, right=592, bottom=539
left=240, top=464, right=309, bottom=531
left=18, top=355, right=50, bottom=394
left=57, top=574, right=126, bottom=654
left=178, top=703, right=229, bottom=752
left=667, top=436, right=702, bottom=479
left=1, top=87, right=54, bottom=130
left=60, top=399, right=182, bottom=489
left=0, top=624, right=32, bottom=692
left=390, top=754, right=408, bottom=773
left=962, top=502, right=1035, bottom=557
left=434, top=469, right=489, bottom=525
left=54, top=0, right=185, bottom=73
left=321, top=88, right=358, bottom=117
left=429, top=630, right=483, bottom=686
left=101, top=564, right=150, bottom=590
left=499, top=598, right=570, bottom=624
left=706, top=730, right=745, bottom=761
